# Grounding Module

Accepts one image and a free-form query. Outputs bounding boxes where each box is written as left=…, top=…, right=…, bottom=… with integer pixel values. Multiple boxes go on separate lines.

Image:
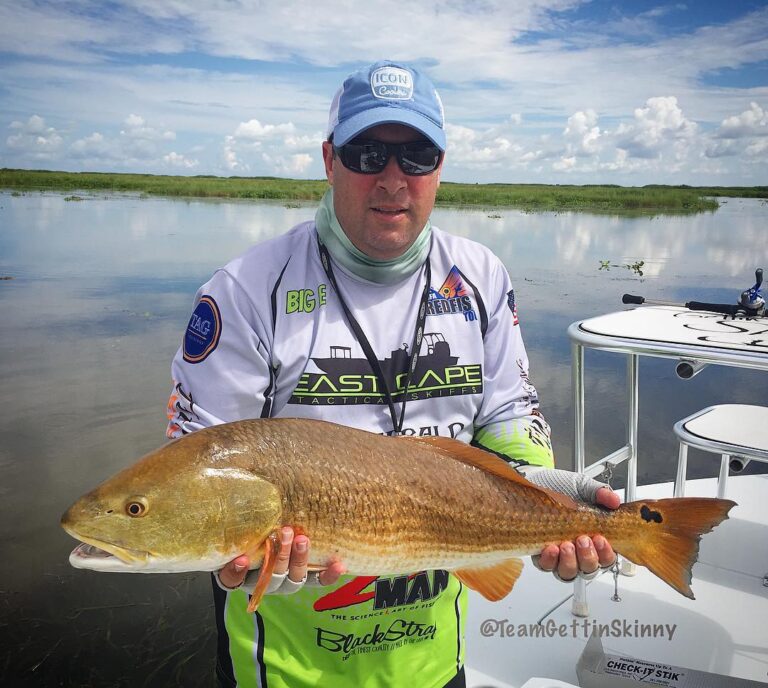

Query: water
left=1, top=191, right=766, bottom=685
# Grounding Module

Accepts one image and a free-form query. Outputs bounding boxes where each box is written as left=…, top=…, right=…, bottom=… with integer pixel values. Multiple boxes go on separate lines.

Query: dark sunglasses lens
left=339, top=141, right=388, bottom=174
left=337, top=140, right=441, bottom=175
left=398, top=143, right=441, bottom=175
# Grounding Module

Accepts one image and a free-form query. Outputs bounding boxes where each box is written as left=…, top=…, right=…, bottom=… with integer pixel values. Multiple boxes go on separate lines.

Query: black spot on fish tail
left=640, top=504, right=663, bottom=523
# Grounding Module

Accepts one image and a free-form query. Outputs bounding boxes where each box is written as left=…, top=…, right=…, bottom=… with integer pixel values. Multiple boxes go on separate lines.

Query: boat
left=310, top=333, right=459, bottom=385
left=464, top=300, right=768, bottom=687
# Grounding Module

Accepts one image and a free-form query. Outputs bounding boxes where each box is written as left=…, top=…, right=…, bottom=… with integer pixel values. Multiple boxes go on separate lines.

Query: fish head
left=61, top=435, right=283, bottom=573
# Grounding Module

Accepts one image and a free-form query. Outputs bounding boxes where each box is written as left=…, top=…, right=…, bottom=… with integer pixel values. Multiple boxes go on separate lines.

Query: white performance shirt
left=167, top=221, right=550, bottom=456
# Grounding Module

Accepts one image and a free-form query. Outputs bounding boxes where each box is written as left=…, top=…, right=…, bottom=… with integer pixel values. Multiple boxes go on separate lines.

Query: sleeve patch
left=506, top=289, right=519, bottom=326
left=183, top=295, right=222, bottom=364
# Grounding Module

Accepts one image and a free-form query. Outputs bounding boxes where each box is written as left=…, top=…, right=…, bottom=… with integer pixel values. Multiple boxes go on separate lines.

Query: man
left=167, top=60, right=618, bottom=688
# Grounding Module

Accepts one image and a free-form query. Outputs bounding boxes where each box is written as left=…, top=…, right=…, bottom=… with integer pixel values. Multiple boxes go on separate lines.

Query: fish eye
left=126, top=499, right=148, bottom=517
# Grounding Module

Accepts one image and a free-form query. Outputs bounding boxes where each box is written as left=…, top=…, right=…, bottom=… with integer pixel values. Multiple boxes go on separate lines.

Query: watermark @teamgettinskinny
left=480, top=618, right=678, bottom=642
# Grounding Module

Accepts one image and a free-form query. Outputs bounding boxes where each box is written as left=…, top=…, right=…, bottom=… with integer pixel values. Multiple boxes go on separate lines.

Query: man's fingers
left=596, top=486, right=621, bottom=510
left=287, top=535, right=309, bottom=583
left=593, top=535, right=617, bottom=568
left=219, top=554, right=249, bottom=589
left=575, top=536, right=599, bottom=574
left=537, top=535, right=617, bottom=582
left=557, top=542, right=578, bottom=581
left=535, top=544, right=560, bottom=572
left=317, top=561, right=346, bottom=586
left=273, top=527, right=294, bottom=576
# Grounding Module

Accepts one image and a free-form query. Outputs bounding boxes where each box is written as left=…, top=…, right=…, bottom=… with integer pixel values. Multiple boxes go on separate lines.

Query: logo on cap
left=370, top=66, right=413, bottom=100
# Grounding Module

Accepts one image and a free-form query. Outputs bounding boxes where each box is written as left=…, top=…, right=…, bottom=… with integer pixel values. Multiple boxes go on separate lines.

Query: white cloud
left=0, top=2, right=766, bottom=183
left=445, top=97, right=704, bottom=180
left=70, top=132, right=117, bottom=159
left=281, top=153, right=314, bottom=176
left=553, top=156, right=576, bottom=171
left=6, top=113, right=202, bottom=173
left=234, top=119, right=296, bottom=141
left=704, top=102, right=768, bottom=161
left=6, top=115, right=63, bottom=158
left=600, top=148, right=630, bottom=172
left=163, top=151, right=199, bottom=168
left=285, top=132, right=324, bottom=151
left=259, top=151, right=314, bottom=176
left=563, top=109, right=601, bottom=155
left=745, top=138, right=768, bottom=158
left=704, top=139, right=739, bottom=159
left=444, top=122, right=529, bottom=170
left=111, top=113, right=178, bottom=161
left=223, top=136, right=242, bottom=171
left=221, top=119, right=320, bottom=176
left=615, top=96, right=696, bottom=159
left=520, top=149, right=546, bottom=163
left=716, top=102, right=768, bottom=139
left=120, top=114, right=175, bottom=141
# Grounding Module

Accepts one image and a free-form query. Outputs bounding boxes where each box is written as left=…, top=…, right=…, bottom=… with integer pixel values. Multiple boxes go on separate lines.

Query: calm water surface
left=1, top=191, right=766, bottom=685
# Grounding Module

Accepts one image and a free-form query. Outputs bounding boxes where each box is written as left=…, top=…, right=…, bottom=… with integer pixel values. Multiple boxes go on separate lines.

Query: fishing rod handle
left=686, top=301, right=739, bottom=316
left=622, top=294, right=645, bottom=305
left=623, top=294, right=681, bottom=307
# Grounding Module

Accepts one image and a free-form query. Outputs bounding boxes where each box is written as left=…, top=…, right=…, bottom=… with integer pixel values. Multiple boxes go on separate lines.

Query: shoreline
left=3, top=168, right=766, bottom=212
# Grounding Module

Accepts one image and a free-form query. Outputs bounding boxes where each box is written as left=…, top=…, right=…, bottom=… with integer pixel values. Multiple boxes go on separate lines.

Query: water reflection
left=1, top=191, right=766, bottom=686
left=429, top=202, right=761, bottom=283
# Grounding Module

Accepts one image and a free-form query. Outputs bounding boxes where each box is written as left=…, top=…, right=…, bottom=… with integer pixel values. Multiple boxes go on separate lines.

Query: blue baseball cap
left=327, top=60, right=446, bottom=151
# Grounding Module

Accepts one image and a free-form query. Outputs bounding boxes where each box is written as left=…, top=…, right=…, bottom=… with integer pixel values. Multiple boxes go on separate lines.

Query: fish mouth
left=65, top=530, right=149, bottom=572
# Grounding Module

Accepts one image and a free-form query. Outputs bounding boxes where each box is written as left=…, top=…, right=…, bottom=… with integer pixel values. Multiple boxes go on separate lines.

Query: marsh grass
left=3, top=168, right=764, bottom=212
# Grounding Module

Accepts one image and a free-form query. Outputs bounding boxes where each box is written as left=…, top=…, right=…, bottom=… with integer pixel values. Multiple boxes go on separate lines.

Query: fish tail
left=614, top=498, right=735, bottom=599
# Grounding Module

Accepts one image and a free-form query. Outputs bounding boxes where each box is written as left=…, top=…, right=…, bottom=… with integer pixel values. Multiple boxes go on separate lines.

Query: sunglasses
left=333, top=138, right=442, bottom=176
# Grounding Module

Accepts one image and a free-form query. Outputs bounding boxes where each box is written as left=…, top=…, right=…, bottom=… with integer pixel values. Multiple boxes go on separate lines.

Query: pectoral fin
left=454, top=558, right=524, bottom=601
left=246, top=532, right=279, bottom=613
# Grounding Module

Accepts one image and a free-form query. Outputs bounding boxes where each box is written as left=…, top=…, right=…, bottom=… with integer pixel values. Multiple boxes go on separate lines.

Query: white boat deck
left=464, top=474, right=768, bottom=687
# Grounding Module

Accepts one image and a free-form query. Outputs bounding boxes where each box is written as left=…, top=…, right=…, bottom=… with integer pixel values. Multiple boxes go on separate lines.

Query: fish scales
left=174, top=419, right=598, bottom=570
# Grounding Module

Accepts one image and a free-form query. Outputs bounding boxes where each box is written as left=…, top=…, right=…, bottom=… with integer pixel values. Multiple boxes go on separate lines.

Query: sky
left=1, top=0, right=766, bottom=185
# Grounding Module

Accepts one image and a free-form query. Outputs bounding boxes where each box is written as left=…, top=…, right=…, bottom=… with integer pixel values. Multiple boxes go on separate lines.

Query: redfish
left=61, top=418, right=735, bottom=612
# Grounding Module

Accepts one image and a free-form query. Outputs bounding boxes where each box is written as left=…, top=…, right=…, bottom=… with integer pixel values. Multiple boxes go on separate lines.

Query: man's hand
left=535, top=486, right=620, bottom=581
left=218, top=526, right=345, bottom=591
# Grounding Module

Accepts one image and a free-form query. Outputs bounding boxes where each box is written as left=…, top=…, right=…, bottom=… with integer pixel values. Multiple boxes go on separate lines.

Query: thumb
left=595, top=486, right=621, bottom=510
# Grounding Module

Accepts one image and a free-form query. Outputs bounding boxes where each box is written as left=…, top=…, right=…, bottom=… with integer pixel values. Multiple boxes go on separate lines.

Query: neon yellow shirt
left=224, top=572, right=467, bottom=688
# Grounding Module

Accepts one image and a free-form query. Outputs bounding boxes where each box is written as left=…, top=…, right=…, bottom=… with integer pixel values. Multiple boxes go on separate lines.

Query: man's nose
left=376, top=154, right=407, bottom=193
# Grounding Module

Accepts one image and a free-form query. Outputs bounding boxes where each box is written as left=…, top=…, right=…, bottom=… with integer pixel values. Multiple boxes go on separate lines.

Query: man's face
left=322, top=123, right=442, bottom=260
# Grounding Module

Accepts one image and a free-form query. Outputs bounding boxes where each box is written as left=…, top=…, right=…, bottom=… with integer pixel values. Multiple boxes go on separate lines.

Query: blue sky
left=1, top=1, right=766, bottom=185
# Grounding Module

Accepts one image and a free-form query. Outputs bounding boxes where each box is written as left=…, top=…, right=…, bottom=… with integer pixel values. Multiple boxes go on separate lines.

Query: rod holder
left=675, top=359, right=707, bottom=380
left=729, top=457, right=751, bottom=473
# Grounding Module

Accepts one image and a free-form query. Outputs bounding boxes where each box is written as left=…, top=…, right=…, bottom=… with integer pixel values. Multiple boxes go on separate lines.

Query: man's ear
left=321, top=141, right=334, bottom=185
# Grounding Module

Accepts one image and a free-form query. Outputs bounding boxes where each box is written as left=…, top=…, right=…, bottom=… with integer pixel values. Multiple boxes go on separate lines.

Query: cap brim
left=333, top=106, right=446, bottom=151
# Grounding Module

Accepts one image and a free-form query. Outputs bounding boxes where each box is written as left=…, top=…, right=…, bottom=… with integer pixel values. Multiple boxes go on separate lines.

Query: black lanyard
left=317, top=239, right=431, bottom=435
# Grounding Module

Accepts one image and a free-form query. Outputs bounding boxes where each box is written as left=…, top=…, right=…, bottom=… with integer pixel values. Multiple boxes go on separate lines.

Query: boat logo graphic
left=289, top=332, right=483, bottom=405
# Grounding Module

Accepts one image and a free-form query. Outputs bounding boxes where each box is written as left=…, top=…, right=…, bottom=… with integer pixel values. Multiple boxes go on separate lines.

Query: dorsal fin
left=405, top=436, right=578, bottom=510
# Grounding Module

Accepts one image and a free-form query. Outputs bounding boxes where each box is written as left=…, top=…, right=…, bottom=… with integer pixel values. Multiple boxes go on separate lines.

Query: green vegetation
left=3, top=168, right=764, bottom=212
left=0, top=168, right=330, bottom=201
left=436, top=182, right=726, bottom=211
left=599, top=259, right=646, bottom=276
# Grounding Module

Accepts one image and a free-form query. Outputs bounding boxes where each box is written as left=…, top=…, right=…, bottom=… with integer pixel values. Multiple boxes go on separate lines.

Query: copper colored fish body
left=61, top=418, right=735, bottom=609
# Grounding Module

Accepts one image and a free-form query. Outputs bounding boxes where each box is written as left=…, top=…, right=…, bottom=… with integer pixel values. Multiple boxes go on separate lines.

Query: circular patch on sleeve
left=183, top=295, right=222, bottom=364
